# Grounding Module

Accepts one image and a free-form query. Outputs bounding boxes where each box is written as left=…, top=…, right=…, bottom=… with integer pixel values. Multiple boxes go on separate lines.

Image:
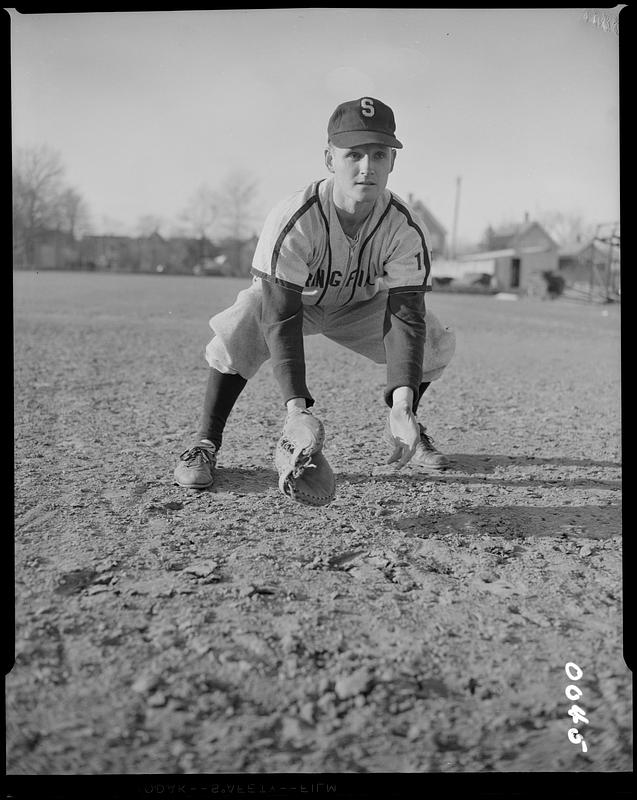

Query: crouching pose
left=175, top=96, right=456, bottom=503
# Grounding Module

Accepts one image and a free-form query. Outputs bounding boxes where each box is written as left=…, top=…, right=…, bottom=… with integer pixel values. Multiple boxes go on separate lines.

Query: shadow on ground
left=212, top=467, right=280, bottom=494
left=209, top=454, right=621, bottom=495
left=445, top=453, right=621, bottom=473
left=387, top=503, right=621, bottom=540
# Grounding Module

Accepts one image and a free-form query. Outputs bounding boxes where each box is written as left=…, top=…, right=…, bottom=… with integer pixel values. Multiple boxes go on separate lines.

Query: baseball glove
left=275, top=408, right=336, bottom=506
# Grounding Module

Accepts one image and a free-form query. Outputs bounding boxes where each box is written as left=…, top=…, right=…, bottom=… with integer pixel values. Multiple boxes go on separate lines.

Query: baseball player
left=174, top=96, right=455, bottom=491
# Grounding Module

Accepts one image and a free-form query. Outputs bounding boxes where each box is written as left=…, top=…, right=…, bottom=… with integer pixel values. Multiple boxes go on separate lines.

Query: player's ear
left=325, top=143, right=335, bottom=172
left=389, top=149, right=397, bottom=173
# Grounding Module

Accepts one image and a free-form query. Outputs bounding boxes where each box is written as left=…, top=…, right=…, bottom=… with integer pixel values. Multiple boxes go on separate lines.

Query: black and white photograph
left=8, top=6, right=629, bottom=787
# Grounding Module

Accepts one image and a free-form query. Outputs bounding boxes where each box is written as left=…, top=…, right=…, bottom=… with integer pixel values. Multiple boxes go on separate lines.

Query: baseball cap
left=328, top=97, right=403, bottom=149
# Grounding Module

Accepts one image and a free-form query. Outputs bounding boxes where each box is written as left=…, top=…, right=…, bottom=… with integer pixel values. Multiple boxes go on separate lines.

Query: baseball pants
left=205, top=277, right=456, bottom=383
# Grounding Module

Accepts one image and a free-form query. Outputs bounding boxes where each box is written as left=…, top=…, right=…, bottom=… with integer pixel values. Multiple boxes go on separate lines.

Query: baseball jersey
left=251, top=176, right=432, bottom=307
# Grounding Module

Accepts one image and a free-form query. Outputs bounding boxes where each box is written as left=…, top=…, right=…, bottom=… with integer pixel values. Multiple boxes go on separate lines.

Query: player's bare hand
left=385, top=404, right=420, bottom=469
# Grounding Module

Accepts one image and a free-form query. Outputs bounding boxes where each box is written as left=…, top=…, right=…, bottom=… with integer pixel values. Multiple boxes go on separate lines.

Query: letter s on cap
left=361, top=98, right=375, bottom=117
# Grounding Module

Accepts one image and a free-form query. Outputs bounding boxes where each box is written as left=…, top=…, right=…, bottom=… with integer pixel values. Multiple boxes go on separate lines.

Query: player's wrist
left=286, top=397, right=308, bottom=413
left=391, top=386, right=414, bottom=410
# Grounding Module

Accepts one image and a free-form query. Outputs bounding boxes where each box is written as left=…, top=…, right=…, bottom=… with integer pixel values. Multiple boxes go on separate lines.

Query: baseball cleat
left=411, top=424, right=448, bottom=470
left=174, top=440, right=217, bottom=488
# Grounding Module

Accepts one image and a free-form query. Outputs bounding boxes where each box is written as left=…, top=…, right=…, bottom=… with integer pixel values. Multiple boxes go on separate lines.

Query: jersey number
left=361, top=98, right=375, bottom=117
left=415, top=252, right=423, bottom=270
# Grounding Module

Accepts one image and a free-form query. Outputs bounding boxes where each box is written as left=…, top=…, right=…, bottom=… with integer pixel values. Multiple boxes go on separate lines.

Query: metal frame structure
left=588, top=222, right=621, bottom=303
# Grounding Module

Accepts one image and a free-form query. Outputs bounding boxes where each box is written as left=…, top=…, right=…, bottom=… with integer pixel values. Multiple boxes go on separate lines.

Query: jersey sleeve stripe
left=251, top=267, right=304, bottom=293
left=270, top=182, right=322, bottom=278
left=389, top=197, right=432, bottom=283
left=388, top=283, right=432, bottom=294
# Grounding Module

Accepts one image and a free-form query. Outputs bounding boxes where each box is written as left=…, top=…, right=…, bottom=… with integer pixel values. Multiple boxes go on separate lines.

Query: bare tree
left=214, top=170, right=261, bottom=275
left=136, top=214, right=164, bottom=238
left=99, top=216, right=130, bottom=236
left=166, top=222, right=189, bottom=238
left=13, top=145, right=65, bottom=266
left=13, top=145, right=92, bottom=267
left=56, top=187, right=92, bottom=238
left=179, top=184, right=220, bottom=241
left=13, top=145, right=64, bottom=225
left=536, top=210, right=596, bottom=248
left=215, top=170, right=261, bottom=240
left=178, top=172, right=261, bottom=273
left=178, top=184, right=221, bottom=267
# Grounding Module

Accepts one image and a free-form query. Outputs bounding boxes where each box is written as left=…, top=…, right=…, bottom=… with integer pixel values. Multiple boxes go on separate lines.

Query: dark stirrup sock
left=413, top=381, right=431, bottom=413
left=197, top=368, right=247, bottom=450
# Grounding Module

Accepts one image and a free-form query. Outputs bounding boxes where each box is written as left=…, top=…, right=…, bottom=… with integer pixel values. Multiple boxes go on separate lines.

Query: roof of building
left=82, top=234, right=134, bottom=242
left=459, top=244, right=553, bottom=261
left=459, top=248, right=516, bottom=261
left=487, top=220, right=557, bottom=251
left=559, top=240, right=610, bottom=259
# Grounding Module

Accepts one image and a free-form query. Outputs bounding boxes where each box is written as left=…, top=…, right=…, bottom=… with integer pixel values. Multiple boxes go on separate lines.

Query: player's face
left=325, top=143, right=396, bottom=205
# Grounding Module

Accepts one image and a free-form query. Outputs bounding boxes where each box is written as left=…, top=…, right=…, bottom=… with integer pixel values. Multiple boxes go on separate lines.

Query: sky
left=8, top=7, right=622, bottom=245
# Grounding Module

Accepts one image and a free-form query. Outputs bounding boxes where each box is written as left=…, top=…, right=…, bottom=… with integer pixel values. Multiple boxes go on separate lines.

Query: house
left=406, top=194, right=447, bottom=259
left=79, top=235, right=140, bottom=272
left=14, top=228, right=81, bottom=270
left=15, top=227, right=264, bottom=278
left=79, top=233, right=169, bottom=272
left=216, top=234, right=259, bottom=277
left=458, top=216, right=559, bottom=293
left=136, top=232, right=170, bottom=273
left=165, top=236, right=219, bottom=274
left=558, top=240, right=620, bottom=297
left=78, top=233, right=220, bottom=274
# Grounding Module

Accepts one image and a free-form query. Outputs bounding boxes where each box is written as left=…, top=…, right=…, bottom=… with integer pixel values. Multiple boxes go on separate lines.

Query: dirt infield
left=10, top=271, right=628, bottom=776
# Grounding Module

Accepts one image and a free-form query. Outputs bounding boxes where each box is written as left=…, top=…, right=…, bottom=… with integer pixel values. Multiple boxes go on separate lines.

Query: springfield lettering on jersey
left=305, top=268, right=376, bottom=290
left=251, top=177, right=432, bottom=308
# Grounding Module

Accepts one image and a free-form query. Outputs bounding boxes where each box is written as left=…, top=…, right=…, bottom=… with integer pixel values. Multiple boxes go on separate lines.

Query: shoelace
left=419, top=429, right=438, bottom=451
left=179, top=446, right=215, bottom=465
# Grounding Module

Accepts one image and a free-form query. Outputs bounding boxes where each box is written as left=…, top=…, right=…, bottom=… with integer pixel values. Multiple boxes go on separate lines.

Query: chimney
left=524, top=211, right=530, bottom=223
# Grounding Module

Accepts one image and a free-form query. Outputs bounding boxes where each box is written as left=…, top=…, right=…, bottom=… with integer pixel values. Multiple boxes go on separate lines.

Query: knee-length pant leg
left=205, top=280, right=455, bottom=383
left=204, top=279, right=323, bottom=378
left=320, top=293, right=456, bottom=382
